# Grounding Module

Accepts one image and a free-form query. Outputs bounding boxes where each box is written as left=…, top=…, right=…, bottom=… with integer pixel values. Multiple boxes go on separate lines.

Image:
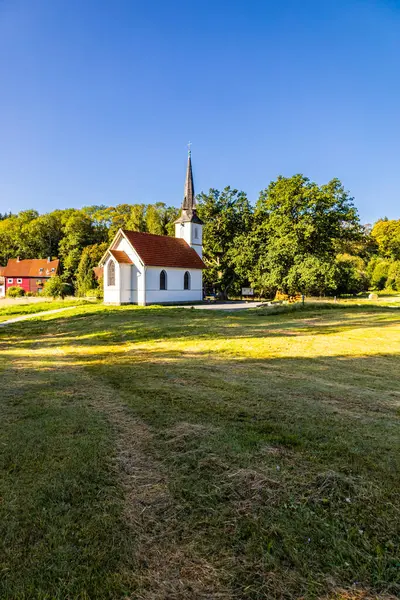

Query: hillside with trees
left=0, top=175, right=398, bottom=298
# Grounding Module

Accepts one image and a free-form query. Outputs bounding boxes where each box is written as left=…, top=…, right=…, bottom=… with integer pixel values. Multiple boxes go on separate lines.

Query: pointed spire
left=182, top=149, right=195, bottom=211
left=175, top=145, right=204, bottom=225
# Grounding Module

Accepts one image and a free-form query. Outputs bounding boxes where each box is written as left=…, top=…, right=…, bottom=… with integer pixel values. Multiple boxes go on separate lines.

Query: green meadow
left=0, top=299, right=86, bottom=323
left=0, top=303, right=399, bottom=599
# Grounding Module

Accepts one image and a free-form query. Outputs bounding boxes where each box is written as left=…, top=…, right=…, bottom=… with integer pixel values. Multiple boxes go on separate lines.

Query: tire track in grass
left=76, top=365, right=232, bottom=600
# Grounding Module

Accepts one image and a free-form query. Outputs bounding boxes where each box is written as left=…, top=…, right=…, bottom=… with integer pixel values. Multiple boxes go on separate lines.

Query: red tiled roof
left=122, top=230, right=205, bottom=269
left=4, top=258, right=60, bottom=278
left=0, top=266, right=5, bottom=277
left=109, top=249, right=133, bottom=264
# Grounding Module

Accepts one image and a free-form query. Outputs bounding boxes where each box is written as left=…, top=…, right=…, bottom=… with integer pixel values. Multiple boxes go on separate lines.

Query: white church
left=100, top=151, right=206, bottom=305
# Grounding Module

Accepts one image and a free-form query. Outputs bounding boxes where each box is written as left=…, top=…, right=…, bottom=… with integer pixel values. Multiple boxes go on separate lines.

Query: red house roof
left=4, top=258, right=60, bottom=278
left=122, top=230, right=205, bottom=269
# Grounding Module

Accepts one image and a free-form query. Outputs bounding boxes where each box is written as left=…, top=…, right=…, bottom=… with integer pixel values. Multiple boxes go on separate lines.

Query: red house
left=3, top=257, right=60, bottom=294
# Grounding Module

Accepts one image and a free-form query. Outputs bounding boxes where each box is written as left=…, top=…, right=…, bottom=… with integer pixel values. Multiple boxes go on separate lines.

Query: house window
left=8, top=278, right=13, bottom=284
left=17, top=278, right=22, bottom=284
left=160, top=270, right=167, bottom=290
left=39, top=268, right=44, bottom=272
left=194, top=227, right=199, bottom=239
left=107, top=260, right=116, bottom=286
left=184, top=271, right=191, bottom=290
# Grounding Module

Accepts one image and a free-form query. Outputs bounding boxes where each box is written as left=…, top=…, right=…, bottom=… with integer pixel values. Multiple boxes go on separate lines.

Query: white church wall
left=108, top=233, right=146, bottom=304
left=103, top=257, right=120, bottom=304
left=119, top=264, right=140, bottom=304
left=145, top=267, right=202, bottom=304
left=174, top=222, right=203, bottom=259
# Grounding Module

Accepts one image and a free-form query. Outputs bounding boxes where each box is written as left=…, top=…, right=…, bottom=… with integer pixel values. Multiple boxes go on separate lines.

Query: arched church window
left=184, top=271, right=190, bottom=290
left=108, top=260, right=115, bottom=286
left=160, top=270, right=167, bottom=290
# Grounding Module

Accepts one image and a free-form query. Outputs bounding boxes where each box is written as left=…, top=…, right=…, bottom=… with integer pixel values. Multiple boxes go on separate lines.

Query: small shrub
left=25, top=291, right=35, bottom=297
left=85, top=288, right=102, bottom=300
left=42, top=276, right=71, bottom=299
left=6, top=286, right=25, bottom=298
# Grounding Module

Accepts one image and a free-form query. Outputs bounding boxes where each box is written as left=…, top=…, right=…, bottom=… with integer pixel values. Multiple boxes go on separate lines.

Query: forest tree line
left=0, top=174, right=399, bottom=298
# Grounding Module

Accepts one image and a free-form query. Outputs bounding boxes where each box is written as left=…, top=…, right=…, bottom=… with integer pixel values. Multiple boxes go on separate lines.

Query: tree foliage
left=76, top=243, right=108, bottom=297
left=371, top=219, right=400, bottom=260
left=42, top=276, right=71, bottom=299
left=0, top=177, right=397, bottom=298
left=197, top=187, right=253, bottom=298
left=243, top=175, right=362, bottom=295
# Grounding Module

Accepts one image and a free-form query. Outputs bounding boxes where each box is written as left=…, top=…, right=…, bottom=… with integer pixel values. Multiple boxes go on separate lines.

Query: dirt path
left=71, top=365, right=231, bottom=599
left=0, top=306, right=77, bottom=327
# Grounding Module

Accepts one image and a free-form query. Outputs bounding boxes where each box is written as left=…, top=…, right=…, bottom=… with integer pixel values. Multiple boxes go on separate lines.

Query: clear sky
left=0, top=0, right=399, bottom=223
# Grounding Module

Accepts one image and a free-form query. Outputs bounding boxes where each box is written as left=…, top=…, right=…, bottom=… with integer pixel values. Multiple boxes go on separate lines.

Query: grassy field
left=0, top=299, right=90, bottom=323
left=0, top=303, right=399, bottom=599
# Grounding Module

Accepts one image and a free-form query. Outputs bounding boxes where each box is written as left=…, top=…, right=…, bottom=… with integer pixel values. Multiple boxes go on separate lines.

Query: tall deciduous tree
left=371, top=219, right=400, bottom=260
left=75, top=243, right=108, bottom=296
left=249, top=175, right=361, bottom=296
left=59, top=211, right=97, bottom=283
left=197, top=187, right=253, bottom=298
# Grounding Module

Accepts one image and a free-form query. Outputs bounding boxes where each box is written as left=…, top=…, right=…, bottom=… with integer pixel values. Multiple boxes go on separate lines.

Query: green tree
left=249, top=175, right=361, bottom=296
left=386, top=261, right=400, bottom=290
left=75, top=243, right=108, bottom=297
left=58, top=211, right=97, bottom=284
left=42, top=276, right=71, bottom=299
left=386, top=260, right=400, bottom=292
left=107, top=204, right=134, bottom=240
left=368, top=257, right=391, bottom=290
left=126, top=204, right=146, bottom=232
left=145, top=204, right=163, bottom=235
left=335, top=254, right=369, bottom=295
left=371, top=219, right=400, bottom=260
left=22, top=212, right=64, bottom=259
left=197, top=187, right=253, bottom=299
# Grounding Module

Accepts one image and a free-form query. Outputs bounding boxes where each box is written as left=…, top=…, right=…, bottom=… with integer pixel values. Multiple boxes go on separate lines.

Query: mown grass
left=0, top=304, right=399, bottom=599
left=0, top=299, right=92, bottom=322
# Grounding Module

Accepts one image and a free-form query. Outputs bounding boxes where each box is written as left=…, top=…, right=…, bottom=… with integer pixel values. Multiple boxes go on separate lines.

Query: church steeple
left=175, top=147, right=204, bottom=225
left=182, top=150, right=195, bottom=211
left=175, top=146, right=204, bottom=258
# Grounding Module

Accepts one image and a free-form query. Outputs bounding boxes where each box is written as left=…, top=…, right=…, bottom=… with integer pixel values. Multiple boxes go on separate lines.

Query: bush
left=6, top=286, right=25, bottom=297
left=335, top=254, right=369, bottom=295
left=42, top=276, right=72, bottom=299
left=368, top=257, right=391, bottom=290
left=386, top=261, right=400, bottom=291
left=85, top=288, right=103, bottom=300
left=25, top=291, right=35, bottom=297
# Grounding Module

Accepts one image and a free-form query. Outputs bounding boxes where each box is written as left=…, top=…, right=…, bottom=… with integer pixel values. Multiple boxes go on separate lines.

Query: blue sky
left=0, top=0, right=399, bottom=223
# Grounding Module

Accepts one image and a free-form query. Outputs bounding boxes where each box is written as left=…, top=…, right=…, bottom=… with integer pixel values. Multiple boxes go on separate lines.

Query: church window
left=160, top=270, right=167, bottom=290
left=194, top=227, right=199, bottom=239
left=184, top=271, right=191, bottom=290
left=108, top=260, right=116, bottom=286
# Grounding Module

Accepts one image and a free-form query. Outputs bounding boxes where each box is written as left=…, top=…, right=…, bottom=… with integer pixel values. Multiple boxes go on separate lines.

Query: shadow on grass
left=1, top=306, right=400, bottom=599
left=1, top=304, right=399, bottom=352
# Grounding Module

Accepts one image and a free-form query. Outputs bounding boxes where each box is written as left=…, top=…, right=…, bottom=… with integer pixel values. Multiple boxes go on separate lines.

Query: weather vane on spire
left=187, top=141, right=192, bottom=156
